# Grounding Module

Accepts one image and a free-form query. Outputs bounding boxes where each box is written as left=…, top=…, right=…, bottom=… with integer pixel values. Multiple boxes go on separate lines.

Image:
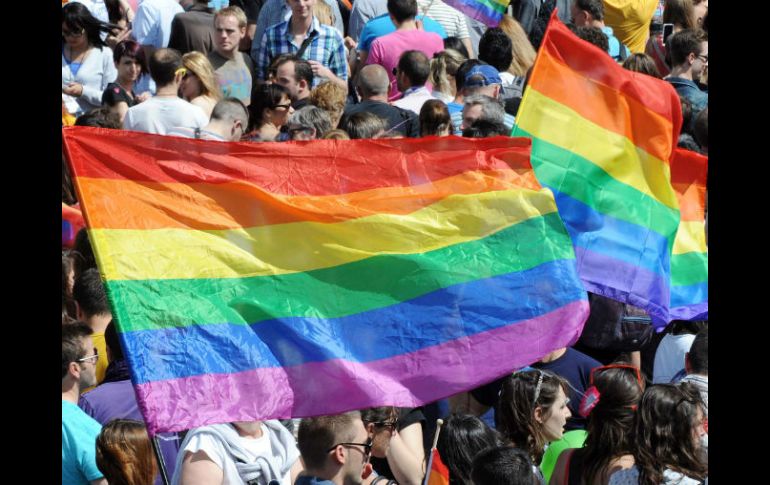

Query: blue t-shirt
left=62, top=400, right=104, bottom=485
left=358, top=13, right=447, bottom=53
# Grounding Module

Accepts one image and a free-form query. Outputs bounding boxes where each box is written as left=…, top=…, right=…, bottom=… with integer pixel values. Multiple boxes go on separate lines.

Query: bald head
left=357, top=65, right=390, bottom=99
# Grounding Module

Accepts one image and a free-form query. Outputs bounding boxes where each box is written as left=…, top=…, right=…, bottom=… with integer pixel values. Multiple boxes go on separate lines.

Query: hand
left=136, top=92, right=152, bottom=103
left=308, top=60, right=333, bottom=80
left=63, top=82, right=84, bottom=97
left=106, top=27, right=132, bottom=49
left=343, top=36, right=357, bottom=50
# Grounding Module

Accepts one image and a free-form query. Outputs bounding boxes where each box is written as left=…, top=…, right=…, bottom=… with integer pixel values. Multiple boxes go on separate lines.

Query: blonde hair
left=309, top=81, right=347, bottom=127
left=182, top=51, right=223, bottom=101
left=497, top=15, right=536, bottom=77
left=429, top=49, right=466, bottom=98
left=313, top=1, right=334, bottom=27
left=215, top=5, right=248, bottom=28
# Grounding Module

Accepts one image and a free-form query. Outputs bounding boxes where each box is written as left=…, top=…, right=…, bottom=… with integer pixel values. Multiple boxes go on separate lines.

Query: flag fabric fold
left=63, top=128, right=589, bottom=435
left=442, top=0, right=511, bottom=27
left=512, top=10, right=690, bottom=325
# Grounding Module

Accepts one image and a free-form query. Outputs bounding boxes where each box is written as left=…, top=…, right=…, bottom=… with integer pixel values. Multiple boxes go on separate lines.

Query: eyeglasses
left=175, top=67, right=188, bottom=77
left=326, top=439, right=373, bottom=460
left=62, top=28, right=85, bottom=38
left=589, top=363, right=644, bottom=389
left=697, top=54, right=708, bottom=63
left=77, top=348, right=99, bottom=364
left=288, top=126, right=314, bottom=136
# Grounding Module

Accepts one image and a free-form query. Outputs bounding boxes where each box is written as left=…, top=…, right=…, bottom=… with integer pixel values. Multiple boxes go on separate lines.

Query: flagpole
left=422, top=418, right=445, bottom=485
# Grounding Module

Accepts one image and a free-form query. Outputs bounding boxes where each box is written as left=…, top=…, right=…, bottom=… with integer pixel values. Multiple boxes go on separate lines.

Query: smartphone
left=662, top=23, right=674, bottom=45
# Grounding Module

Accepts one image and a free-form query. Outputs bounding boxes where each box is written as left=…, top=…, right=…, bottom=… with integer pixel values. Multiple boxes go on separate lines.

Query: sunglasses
left=272, top=103, right=293, bottom=110
left=76, top=348, right=99, bottom=364
left=326, top=438, right=373, bottom=460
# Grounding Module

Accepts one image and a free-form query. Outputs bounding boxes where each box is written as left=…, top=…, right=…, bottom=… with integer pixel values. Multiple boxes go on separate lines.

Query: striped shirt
left=256, top=16, right=348, bottom=87
left=416, top=0, right=470, bottom=39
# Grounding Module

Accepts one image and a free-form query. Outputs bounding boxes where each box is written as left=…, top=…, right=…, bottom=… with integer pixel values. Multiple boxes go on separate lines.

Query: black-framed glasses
left=326, top=439, right=373, bottom=460
left=77, top=348, right=99, bottom=364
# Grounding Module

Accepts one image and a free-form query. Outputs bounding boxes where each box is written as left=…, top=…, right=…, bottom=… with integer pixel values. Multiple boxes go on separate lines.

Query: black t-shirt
left=369, top=407, right=426, bottom=480
left=101, top=83, right=136, bottom=108
left=228, top=0, right=263, bottom=23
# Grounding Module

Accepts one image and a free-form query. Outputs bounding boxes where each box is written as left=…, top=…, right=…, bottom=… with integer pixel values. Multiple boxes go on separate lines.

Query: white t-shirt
left=653, top=333, right=696, bottom=383
left=179, top=423, right=293, bottom=485
left=609, top=465, right=703, bottom=485
left=124, top=96, right=209, bottom=134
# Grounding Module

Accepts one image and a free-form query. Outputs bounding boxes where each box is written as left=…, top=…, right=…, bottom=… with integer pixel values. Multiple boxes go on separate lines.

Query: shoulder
left=317, top=23, right=343, bottom=41
left=608, top=465, right=639, bottom=485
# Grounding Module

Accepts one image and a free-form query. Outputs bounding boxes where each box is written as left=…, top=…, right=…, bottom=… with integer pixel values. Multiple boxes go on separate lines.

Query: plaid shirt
left=256, top=17, right=347, bottom=87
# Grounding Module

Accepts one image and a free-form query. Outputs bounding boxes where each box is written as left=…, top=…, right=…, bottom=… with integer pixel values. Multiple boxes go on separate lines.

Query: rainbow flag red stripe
left=512, top=12, right=689, bottom=325
left=63, top=127, right=589, bottom=435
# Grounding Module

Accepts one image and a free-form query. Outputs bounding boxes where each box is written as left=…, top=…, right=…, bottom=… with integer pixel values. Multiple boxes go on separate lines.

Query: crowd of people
left=62, top=0, right=709, bottom=484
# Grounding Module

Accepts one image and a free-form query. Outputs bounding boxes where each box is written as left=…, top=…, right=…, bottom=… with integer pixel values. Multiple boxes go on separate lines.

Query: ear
left=493, top=84, right=501, bottom=99
left=366, top=422, right=376, bottom=435
left=68, top=361, right=81, bottom=380
left=533, top=405, right=544, bottom=424
left=331, top=445, right=346, bottom=465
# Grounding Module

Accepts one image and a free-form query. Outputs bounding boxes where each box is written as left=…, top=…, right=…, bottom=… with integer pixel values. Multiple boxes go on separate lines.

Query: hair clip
left=579, top=385, right=600, bottom=417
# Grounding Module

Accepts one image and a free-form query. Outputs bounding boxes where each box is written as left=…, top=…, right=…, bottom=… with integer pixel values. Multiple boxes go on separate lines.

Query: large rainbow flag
left=442, top=0, right=511, bottom=27
left=63, top=128, right=589, bottom=435
left=512, top=11, right=689, bottom=325
left=669, top=148, right=708, bottom=321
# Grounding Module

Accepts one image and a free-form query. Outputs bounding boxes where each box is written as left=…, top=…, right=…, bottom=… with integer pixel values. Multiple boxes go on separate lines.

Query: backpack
left=576, top=293, right=654, bottom=354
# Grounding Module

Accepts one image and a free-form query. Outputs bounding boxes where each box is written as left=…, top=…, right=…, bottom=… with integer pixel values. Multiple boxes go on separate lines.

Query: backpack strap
left=296, top=30, right=319, bottom=59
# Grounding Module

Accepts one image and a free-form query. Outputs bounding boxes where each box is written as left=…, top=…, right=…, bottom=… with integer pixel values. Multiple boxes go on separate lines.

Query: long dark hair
left=580, top=366, right=643, bottom=484
left=495, top=370, right=568, bottom=465
left=249, top=83, right=289, bottom=130
left=634, top=383, right=707, bottom=485
left=436, top=414, right=504, bottom=485
left=61, top=2, right=115, bottom=50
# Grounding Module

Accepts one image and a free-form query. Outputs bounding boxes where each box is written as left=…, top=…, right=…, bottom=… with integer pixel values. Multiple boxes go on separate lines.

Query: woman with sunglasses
left=244, top=83, right=294, bottom=142
left=496, top=369, right=572, bottom=483
left=549, top=364, right=644, bottom=485
left=62, top=2, right=118, bottom=117
left=180, top=52, right=223, bottom=118
left=608, top=383, right=707, bottom=485
left=361, top=407, right=426, bottom=485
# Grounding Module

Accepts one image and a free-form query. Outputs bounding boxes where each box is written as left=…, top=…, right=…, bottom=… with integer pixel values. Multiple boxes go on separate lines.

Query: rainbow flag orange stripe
left=63, top=127, right=589, bottom=435
left=513, top=12, right=688, bottom=325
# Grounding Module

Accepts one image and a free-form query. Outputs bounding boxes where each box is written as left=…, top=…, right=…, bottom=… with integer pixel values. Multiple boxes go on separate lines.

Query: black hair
left=436, top=414, right=505, bottom=485
left=443, top=37, right=470, bottom=59
left=112, top=40, right=148, bottom=76
left=668, top=28, right=708, bottom=66
left=62, top=2, right=114, bottom=49
left=62, top=321, right=93, bottom=379
left=73, top=268, right=111, bottom=318
left=478, top=28, right=513, bottom=73
left=575, top=26, right=609, bottom=53
left=455, top=59, right=484, bottom=93
left=688, top=327, right=707, bottom=375
left=471, top=446, right=539, bottom=485
left=149, top=48, right=184, bottom=87
left=693, top=107, right=708, bottom=150
left=462, top=119, right=507, bottom=138
left=73, top=229, right=97, bottom=278
left=574, top=0, right=605, bottom=21
left=398, top=50, right=431, bottom=87
left=104, top=320, right=124, bottom=361
left=75, top=108, right=122, bottom=129
left=387, top=0, right=417, bottom=23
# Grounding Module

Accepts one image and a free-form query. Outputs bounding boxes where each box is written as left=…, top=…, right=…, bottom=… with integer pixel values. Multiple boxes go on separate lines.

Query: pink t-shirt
left=366, top=29, right=445, bottom=101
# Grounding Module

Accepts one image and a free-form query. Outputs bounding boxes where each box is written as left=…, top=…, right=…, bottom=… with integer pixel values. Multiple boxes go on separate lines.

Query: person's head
left=288, top=106, right=333, bottom=140
left=73, top=229, right=96, bottom=278
left=462, top=64, right=502, bottom=99
left=104, top=319, right=124, bottom=361
left=419, top=99, right=451, bottom=137
left=429, top=49, right=466, bottom=98
left=571, top=0, right=604, bottom=27
left=213, top=6, right=247, bottom=56
left=575, top=26, right=609, bottom=53
left=181, top=52, right=223, bottom=102
left=632, top=383, right=708, bottom=483
left=322, top=129, right=351, bottom=140
left=112, top=40, right=146, bottom=85
left=495, top=370, right=571, bottom=465
left=356, top=65, right=391, bottom=100
left=436, top=414, right=504, bottom=485
left=462, top=119, right=507, bottom=138
left=298, top=411, right=372, bottom=485
left=286, top=0, right=318, bottom=20
left=461, top=94, right=505, bottom=131
left=62, top=251, right=77, bottom=324
left=685, top=327, right=707, bottom=375
left=622, top=53, right=662, bottom=78
left=75, top=108, right=122, bottom=129
left=209, top=98, right=250, bottom=141
left=579, top=364, right=645, bottom=484
left=360, top=407, right=399, bottom=459
left=249, top=82, right=294, bottom=130
left=62, top=321, right=97, bottom=389
left=668, top=28, right=708, bottom=78
left=387, top=0, right=417, bottom=24
left=62, top=2, right=111, bottom=49
left=663, top=0, right=697, bottom=30
left=692, top=0, right=708, bottom=27
left=149, top=48, right=185, bottom=88
left=693, top=107, right=708, bottom=153
left=395, top=50, right=431, bottom=92
left=478, top=28, right=513, bottom=74
left=271, top=55, right=314, bottom=102
left=471, top=446, right=539, bottom=485
left=339, top=112, right=388, bottom=139
left=96, top=419, right=158, bottom=485
left=497, top=15, right=537, bottom=77
left=443, top=37, right=470, bottom=59
left=73, top=268, right=111, bottom=321
left=310, top=81, right=348, bottom=128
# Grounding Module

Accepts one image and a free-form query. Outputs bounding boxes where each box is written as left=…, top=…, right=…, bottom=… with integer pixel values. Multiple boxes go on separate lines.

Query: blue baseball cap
left=464, top=65, right=503, bottom=87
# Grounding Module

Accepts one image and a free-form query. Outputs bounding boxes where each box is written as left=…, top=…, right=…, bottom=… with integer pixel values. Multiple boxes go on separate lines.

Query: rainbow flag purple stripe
left=442, top=0, right=511, bottom=27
